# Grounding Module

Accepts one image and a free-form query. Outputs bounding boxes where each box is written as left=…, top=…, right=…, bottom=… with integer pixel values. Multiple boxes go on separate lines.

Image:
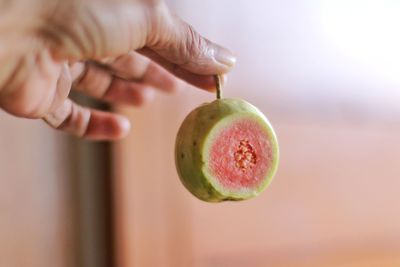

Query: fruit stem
left=215, top=75, right=222, bottom=99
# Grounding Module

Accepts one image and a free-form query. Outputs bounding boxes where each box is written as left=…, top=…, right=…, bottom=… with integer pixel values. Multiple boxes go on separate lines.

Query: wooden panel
left=0, top=111, right=77, bottom=267
left=113, top=96, right=195, bottom=267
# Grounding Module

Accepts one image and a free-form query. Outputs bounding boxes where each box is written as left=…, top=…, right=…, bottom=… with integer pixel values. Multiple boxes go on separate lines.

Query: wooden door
left=0, top=98, right=114, bottom=267
left=0, top=112, right=77, bottom=267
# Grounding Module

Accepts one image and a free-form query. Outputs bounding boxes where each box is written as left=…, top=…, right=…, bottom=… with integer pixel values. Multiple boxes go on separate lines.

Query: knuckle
left=181, top=23, right=207, bottom=66
left=185, top=24, right=202, bottom=56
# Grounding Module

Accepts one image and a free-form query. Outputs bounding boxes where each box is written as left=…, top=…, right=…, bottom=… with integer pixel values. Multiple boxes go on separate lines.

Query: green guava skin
left=175, top=98, right=279, bottom=202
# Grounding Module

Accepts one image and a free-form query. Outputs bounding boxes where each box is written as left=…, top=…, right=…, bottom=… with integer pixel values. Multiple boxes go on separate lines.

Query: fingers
left=71, top=61, right=156, bottom=106
left=108, top=51, right=184, bottom=93
left=146, top=12, right=236, bottom=76
left=139, top=48, right=219, bottom=91
left=48, top=1, right=236, bottom=78
left=48, top=2, right=235, bottom=88
left=43, top=98, right=130, bottom=140
left=42, top=51, right=186, bottom=140
left=71, top=51, right=184, bottom=104
left=103, top=79, right=155, bottom=106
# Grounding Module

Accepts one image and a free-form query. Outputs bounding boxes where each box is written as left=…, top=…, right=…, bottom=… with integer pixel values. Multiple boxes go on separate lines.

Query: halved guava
left=175, top=98, right=279, bottom=202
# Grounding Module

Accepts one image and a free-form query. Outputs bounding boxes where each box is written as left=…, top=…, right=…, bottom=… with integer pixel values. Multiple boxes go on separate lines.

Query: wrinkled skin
left=0, top=0, right=236, bottom=140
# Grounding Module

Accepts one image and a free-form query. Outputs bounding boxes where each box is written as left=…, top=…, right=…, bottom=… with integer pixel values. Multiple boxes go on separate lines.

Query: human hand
left=0, top=0, right=236, bottom=140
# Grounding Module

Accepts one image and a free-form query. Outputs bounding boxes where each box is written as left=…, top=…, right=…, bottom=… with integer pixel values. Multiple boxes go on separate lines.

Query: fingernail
left=214, top=47, right=237, bottom=68
left=117, top=116, right=131, bottom=138
left=220, top=74, right=228, bottom=87
left=69, top=62, right=85, bottom=81
left=143, top=88, right=156, bottom=103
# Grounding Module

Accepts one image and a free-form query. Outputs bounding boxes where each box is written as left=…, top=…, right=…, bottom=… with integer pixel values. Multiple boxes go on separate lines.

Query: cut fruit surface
left=207, top=117, right=273, bottom=190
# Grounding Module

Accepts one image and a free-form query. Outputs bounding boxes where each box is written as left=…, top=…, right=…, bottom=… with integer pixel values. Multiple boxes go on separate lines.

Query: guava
left=175, top=78, right=279, bottom=202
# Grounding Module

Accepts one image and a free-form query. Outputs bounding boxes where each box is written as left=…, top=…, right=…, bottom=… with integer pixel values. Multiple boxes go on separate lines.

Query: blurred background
left=1, top=0, right=400, bottom=266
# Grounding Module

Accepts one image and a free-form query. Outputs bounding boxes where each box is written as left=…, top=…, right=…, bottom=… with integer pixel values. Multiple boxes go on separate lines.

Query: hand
left=0, top=0, right=236, bottom=140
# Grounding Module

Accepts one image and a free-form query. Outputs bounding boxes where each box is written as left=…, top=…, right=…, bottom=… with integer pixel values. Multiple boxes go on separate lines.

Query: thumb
left=145, top=10, right=236, bottom=76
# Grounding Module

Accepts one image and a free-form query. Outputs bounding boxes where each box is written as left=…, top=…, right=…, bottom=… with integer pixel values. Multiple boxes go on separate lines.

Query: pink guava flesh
left=209, top=118, right=273, bottom=190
